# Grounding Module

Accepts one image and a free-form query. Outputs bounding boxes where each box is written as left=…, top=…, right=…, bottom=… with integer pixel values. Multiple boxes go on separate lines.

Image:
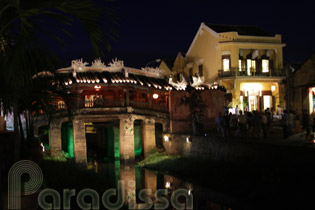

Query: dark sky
left=63, top=0, right=315, bottom=68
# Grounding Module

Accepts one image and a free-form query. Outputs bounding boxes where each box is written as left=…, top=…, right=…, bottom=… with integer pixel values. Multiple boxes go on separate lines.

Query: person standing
left=282, top=110, right=289, bottom=138
left=238, top=110, right=247, bottom=139
left=192, top=111, right=199, bottom=136
left=197, top=111, right=204, bottom=136
left=223, top=111, right=231, bottom=139
left=253, top=111, right=261, bottom=140
left=235, top=105, right=239, bottom=116
left=302, top=111, right=311, bottom=140
left=261, top=112, right=268, bottom=138
left=216, top=112, right=224, bottom=137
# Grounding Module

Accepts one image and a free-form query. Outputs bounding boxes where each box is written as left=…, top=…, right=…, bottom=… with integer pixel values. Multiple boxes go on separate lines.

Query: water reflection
left=88, top=160, right=233, bottom=210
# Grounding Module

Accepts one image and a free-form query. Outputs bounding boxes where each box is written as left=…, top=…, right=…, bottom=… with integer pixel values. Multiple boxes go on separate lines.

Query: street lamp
left=145, top=59, right=161, bottom=67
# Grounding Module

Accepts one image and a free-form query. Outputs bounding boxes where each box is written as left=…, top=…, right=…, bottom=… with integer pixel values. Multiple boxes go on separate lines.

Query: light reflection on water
left=88, top=160, right=233, bottom=210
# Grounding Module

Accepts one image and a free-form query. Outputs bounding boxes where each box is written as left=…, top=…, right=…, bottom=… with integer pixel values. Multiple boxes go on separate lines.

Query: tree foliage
left=0, top=0, right=118, bottom=158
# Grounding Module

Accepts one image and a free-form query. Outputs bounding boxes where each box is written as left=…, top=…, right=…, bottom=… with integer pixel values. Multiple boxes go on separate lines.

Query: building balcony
left=79, top=99, right=169, bottom=113
left=218, top=68, right=285, bottom=78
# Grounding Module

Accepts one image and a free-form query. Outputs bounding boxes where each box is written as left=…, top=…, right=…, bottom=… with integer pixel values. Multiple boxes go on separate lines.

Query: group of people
left=216, top=107, right=275, bottom=140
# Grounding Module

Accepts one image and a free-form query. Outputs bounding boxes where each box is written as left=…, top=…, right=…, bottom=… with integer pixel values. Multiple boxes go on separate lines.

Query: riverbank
left=138, top=151, right=315, bottom=209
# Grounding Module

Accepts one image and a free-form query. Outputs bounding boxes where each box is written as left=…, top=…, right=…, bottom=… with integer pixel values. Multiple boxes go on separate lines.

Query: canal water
left=86, top=160, right=234, bottom=210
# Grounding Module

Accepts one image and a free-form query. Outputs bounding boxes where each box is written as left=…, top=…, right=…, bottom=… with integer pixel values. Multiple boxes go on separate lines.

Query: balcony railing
left=218, top=68, right=285, bottom=78
left=82, top=99, right=169, bottom=113
left=83, top=99, right=124, bottom=108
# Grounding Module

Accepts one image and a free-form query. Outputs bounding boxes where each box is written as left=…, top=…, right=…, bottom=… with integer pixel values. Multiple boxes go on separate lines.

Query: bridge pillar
left=49, top=122, right=62, bottom=157
left=73, top=119, right=87, bottom=163
left=142, top=118, right=156, bottom=157
left=119, top=115, right=135, bottom=162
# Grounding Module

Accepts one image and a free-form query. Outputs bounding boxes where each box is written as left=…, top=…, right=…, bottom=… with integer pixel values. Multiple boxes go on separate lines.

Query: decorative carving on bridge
left=108, top=58, right=124, bottom=71
left=168, top=75, right=188, bottom=90
left=190, top=74, right=205, bottom=89
left=121, top=115, right=134, bottom=135
left=141, top=67, right=165, bottom=78
left=71, top=59, right=89, bottom=72
left=91, top=58, right=106, bottom=69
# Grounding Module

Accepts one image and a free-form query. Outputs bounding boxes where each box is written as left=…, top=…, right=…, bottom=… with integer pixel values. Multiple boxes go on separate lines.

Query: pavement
left=251, top=125, right=315, bottom=149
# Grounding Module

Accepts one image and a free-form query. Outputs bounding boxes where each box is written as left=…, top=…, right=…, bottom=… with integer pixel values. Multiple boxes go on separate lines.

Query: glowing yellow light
left=163, top=135, right=169, bottom=142
left=241, top=83, right=262, bottom=92
left=186, top=136, right=191, bottom=143
left=271, top=85, right=276, bottom=92
left=40, top=143, right=45, bottom=152
left=165, top=181, right=171, bottom=188
left=153, top=93, right=159, bottom=99
left=94, top=85, right=101, bottom=91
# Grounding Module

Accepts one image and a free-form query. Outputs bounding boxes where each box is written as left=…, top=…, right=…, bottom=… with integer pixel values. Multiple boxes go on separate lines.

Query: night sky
left=62, top=0, right=315, bottom=68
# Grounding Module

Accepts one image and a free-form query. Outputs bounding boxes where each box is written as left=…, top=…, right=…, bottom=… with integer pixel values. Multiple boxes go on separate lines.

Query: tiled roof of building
left=52, top=70, right=173, bottom=90
left=205, top=23, right=273, bottom=37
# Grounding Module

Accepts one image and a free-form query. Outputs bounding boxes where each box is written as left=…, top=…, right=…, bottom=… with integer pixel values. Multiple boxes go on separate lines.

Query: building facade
left=161, top=23, right=286, bottom=111
left=287, top=53, right=315, bottom=117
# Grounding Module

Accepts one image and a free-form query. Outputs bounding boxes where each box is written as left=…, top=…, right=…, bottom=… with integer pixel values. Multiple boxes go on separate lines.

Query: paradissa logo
left=8, top=160, right=193, bottom=210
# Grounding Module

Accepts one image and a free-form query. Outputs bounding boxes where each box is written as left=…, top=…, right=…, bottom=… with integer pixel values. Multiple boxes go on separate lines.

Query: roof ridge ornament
left=108, top=58, right=124, bottom=71
left=141, top=67, right=165, bottom=78
left=71, top=58, right=89, bottom=72
left=169, top=75, right=188, bottom=90
left=190, top=74, right=205, bottom=87
left=91, top=58, right=106, bottom=69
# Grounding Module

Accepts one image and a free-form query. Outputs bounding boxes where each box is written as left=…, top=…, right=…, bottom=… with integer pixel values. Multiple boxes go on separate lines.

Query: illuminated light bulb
left=165, top=182, right=171, bottom=188
left=92, top=80, right=95, bottom=83
left=153, top=93, right=159, bottom=99
left=40, top=143, right=45, bottom=152
left=65, top=82, right=68, bottom=85
left=87, top=80, right=91, bottom=83
left=186, top=137, right=191, bottom=143
left=69, top=80, right=72, bottom=85
left=163, top=135, right=169, bottom=142
left=76, top=80, right=80, bottom=83
left=96, top=79, right=100, bottom=83
left=83, top=80, right=86, bottom=83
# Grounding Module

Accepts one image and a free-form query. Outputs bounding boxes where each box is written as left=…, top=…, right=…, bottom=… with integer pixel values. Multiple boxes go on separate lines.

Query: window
left=262, top=59, right=269, bottom=72
left=57, top=101, right=65, bottom=109
left=247, top=59, right=251, bottom=75
left=223, top=58, right=230, bottom=71
left=246, top=59, right=256, bottom=75
left=189, top=68, right=193, bottom=77
left=263, top=95, right=272, bottom=110
left=238, top=60, right=242, bottom=71
left=198, top=64, right=203, bottom=76
left=251, top=60, right=256, bottom=71
left=222, top=55, right=230, bottom=72
left=85, top=95, right=95, bottom=107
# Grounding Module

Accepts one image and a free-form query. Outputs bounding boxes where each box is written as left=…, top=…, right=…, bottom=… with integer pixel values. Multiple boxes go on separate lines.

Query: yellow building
left=163, top=22, right=286, bottom=111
